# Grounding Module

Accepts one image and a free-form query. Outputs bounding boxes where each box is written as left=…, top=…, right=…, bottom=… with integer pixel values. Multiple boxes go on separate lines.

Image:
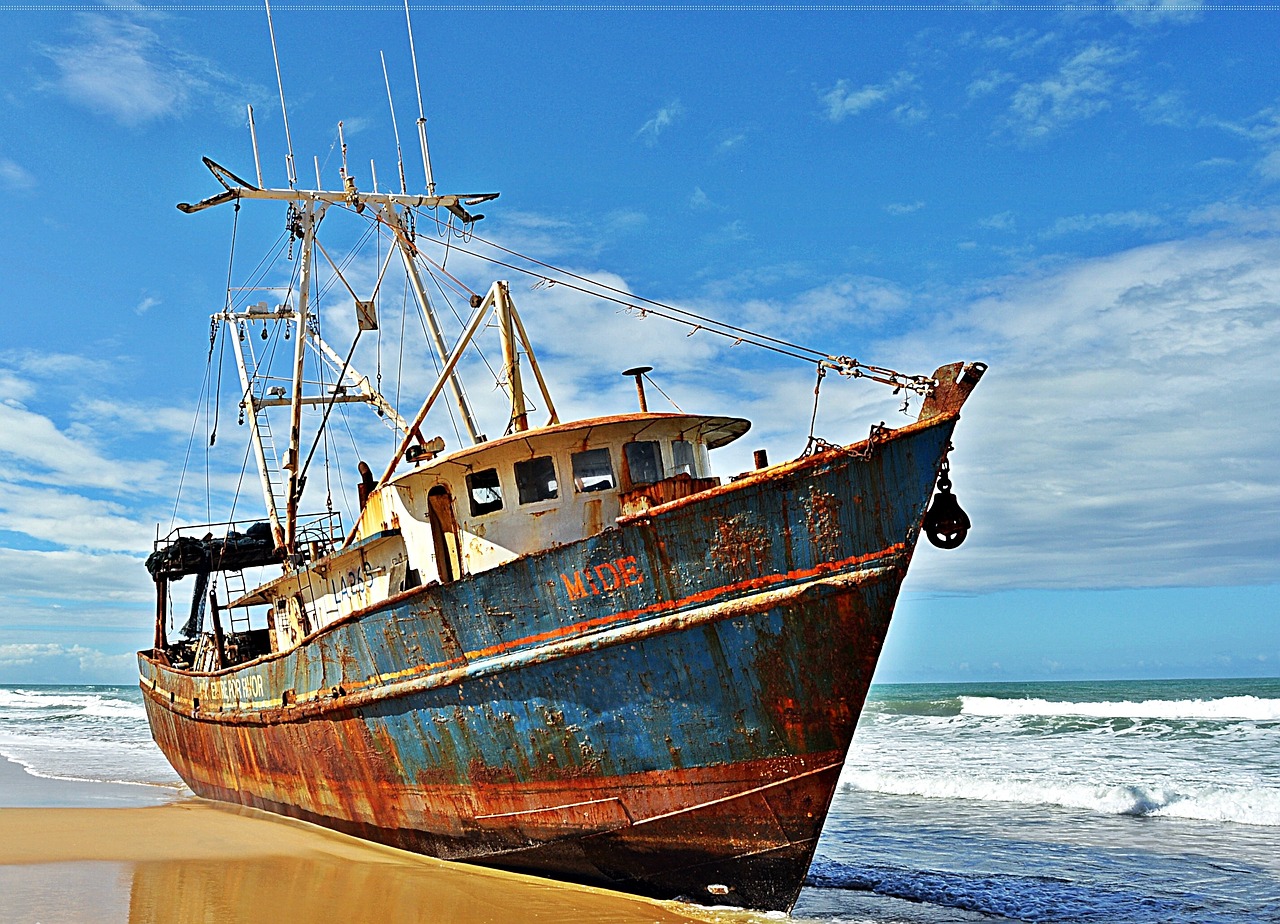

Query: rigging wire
left=401, top=210, right=934, bottom=393
left=419, top=265, right=487, bottom=439
left=395, top=274, right=408, bottom=455
left=171, top=342, right=214, bottom=531
left=452, top=226, right=829, bottom=361
left=415, top=285, right=462, bottom=447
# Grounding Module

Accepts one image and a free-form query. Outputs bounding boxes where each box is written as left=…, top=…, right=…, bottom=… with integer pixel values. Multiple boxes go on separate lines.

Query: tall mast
left=283, top=200, right=320, bottom=558
left=228, top=316, right=286, bottom=549
left=403, top=0, right=435, bottom=195
left=389, top=205, right=484, bottom=444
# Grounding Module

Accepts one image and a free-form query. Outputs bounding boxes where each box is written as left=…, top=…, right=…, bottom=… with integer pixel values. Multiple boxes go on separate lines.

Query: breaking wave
left=959, top=695, right=1280, bottom=722
left=840, top=770, right=1280, bottom=827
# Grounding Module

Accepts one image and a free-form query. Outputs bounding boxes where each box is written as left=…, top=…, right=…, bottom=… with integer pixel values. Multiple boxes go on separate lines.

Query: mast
left=227, top=314, right=286, bottom=549
left=388, top=205, right=484, bottom=444
left=283, top=200, right=320, bottom=559
left=494, top=281, right=529, bottom=433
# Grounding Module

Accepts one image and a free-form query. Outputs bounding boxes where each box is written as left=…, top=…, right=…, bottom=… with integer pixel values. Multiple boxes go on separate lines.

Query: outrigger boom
left=177, top=157, right=497, bottom=221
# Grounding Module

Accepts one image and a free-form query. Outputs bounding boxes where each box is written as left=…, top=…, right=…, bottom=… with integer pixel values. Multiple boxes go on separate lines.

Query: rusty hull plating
left=138, top=367, right=981, bottom=912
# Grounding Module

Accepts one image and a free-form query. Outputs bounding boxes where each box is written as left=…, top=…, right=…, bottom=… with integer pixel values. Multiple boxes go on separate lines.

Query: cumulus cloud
left=0, top=642, right=140, bottom=682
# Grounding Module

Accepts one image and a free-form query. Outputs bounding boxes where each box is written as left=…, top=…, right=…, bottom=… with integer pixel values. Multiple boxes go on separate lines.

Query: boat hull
left=139, top=414, right=959, bottom=911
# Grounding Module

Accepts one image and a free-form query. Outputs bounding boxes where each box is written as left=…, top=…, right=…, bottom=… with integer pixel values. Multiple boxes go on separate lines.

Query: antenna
left=264, top=0, right=297, bottom=188
left=338, top=120, right=350, bottom=179
left=247, top=104, right=264, bottom=187
left=380, top=51, right=409, bottom=195
left=403, top=0, right=436, bottom=195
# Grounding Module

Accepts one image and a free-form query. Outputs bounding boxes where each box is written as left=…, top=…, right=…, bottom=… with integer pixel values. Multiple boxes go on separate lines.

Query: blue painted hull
left=140, top=413, right=959, bottom=911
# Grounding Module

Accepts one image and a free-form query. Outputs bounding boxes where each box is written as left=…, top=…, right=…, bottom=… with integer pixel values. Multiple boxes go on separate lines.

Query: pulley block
left=923, top=461, right=970, bottom=549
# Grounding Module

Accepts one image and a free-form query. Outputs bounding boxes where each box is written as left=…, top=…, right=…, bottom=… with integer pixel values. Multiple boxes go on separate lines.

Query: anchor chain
left=923, top=446, right=971, bottom=549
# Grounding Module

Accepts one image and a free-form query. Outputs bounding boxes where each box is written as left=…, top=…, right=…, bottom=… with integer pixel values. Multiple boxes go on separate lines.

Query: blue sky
left=0, top=5, right=1277, bottom=685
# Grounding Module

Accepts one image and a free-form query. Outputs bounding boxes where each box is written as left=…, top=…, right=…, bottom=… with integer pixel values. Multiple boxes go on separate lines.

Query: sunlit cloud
left=893, top=231, right=1280, bottom=592
left=0, top=641, right=140, bottom=681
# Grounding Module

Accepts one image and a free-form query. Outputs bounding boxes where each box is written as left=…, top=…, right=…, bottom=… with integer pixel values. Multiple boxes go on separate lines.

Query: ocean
left=2, top=678, right=1277, bottom=923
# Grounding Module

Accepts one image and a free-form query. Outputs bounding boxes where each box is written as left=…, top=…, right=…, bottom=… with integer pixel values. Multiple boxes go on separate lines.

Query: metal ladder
left=252, top=402, right=286, bottom=524
left=220, top=570, right=254, bottom=636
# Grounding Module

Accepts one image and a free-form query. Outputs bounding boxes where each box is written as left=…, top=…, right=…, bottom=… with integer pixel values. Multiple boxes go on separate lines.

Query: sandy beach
left=0, top=757, right=751, bottom=924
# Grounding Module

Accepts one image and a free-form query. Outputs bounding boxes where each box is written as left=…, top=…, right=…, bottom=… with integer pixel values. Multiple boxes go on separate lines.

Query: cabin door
left=427, top=486, right=462, bottom=582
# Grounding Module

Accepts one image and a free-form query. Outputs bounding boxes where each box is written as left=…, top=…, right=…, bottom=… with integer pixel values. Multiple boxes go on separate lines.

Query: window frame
left=465, top=467, right=505, bottom=517
left=514, top=455, right=560, bottom=505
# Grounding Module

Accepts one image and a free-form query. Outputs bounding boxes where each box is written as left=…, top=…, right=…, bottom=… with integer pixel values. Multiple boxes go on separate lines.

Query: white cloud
left=0, top=400, right=163, bottom=492
left=635, top=101, right=684, bottom=145
left=822, top=72, right=915, bottom=123
left=1189, top=203, right=1280, bottom=233
left=968, top=70, right=1014, bottom=99
left=715, top=131, right=747, bottom=155
left=1258, top=148, right=1280, bottom=181
left=0, top=157, right=35, bottom=192
left=0, top=481, right=157, bottom=553
left=886, top=201, right=926, bottom=217
left=40, top=14, right=257, bottom=127
left=0, top=548, right=152, bottom=605
left=1043, top=210, right=1163, bottom=237
left=0, top=642, right=139, bottom=681
left=893, top=232, right=1280, bottom=592
left=1008, top=43, right=1134, bottom=139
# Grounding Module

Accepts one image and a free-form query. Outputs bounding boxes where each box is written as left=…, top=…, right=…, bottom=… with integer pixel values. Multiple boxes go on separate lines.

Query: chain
left=826, top=354, right=936, bottom=396
left=936, top=442, right=955, bottom=491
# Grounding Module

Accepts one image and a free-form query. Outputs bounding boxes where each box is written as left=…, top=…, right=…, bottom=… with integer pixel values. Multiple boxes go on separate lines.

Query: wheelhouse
left=226, top=412, right=748, bottom=658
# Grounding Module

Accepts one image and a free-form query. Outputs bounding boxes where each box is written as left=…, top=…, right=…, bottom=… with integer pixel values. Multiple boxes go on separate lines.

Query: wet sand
left=0, top=758, right=755, bottom=924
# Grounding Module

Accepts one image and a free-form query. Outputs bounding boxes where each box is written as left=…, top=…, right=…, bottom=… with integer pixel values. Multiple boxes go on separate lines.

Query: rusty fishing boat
left=139, top=138, right=984, bottom=909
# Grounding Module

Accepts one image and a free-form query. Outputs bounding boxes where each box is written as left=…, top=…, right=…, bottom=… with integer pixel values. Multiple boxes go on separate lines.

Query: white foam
left=0, top=688, right=147, bottom=719
left=842, top=769, right=1280, bottom=827
left=959, top=695, right=1280, bottom=722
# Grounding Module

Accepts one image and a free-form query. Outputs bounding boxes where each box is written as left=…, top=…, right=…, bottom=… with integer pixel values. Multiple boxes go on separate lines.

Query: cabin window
left=671, top=440, right=696, bottom=477
left=466, top=468, right=504, bottom=516
left=571, top=448, right=615, bottom=493
left=624, top=441, right=662, bottom=486
left=515, top=456, right=559, bottom=504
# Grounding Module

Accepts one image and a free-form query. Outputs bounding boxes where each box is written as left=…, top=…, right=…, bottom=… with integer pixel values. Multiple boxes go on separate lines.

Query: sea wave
left=959, top=695, right=1280, bottom=722
left=841, top=770, right=1280, bottom=827
left=0, top=688, right=146, bottom=719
